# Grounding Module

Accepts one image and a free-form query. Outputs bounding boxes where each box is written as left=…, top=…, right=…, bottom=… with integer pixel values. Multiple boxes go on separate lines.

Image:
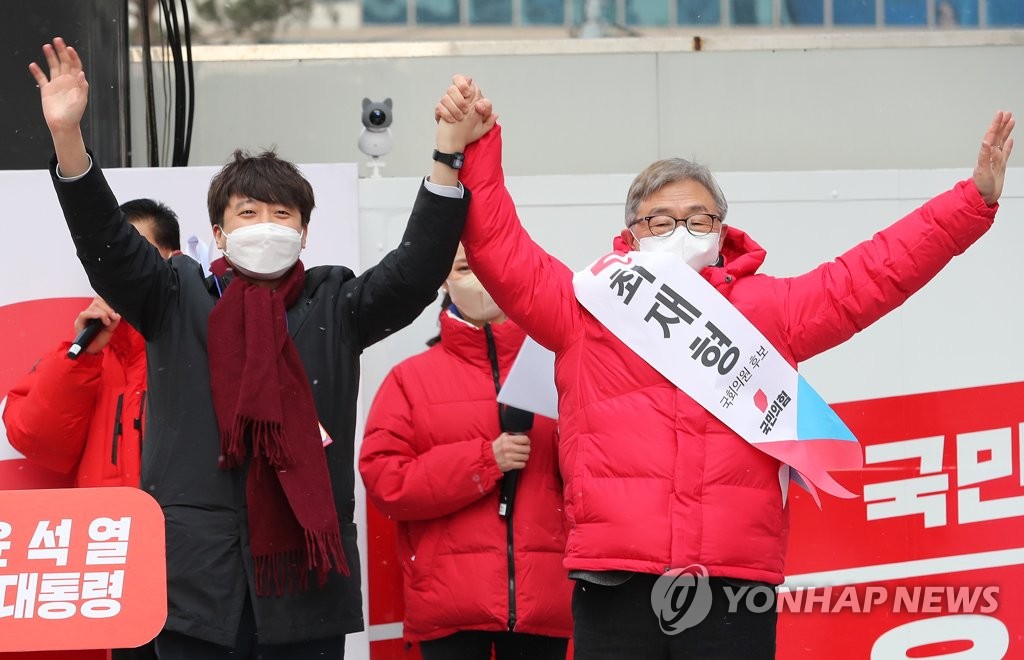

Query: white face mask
left=636, top=229, right=721, bottom=272
left=222, top=223, right=303, bottom=280
left=447, top=272, right=502, bottom=322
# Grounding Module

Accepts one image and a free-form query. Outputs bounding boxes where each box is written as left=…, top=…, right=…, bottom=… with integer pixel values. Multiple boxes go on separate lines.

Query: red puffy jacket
left=360, top=311, right=572, bottom=642
left=3, top=322, right=147, bottom=487
left=459, top=126, right=996, bottom=585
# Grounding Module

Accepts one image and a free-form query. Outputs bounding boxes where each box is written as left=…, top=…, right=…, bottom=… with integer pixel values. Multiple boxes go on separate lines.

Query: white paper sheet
left=497, top=336, right=558, bottom=419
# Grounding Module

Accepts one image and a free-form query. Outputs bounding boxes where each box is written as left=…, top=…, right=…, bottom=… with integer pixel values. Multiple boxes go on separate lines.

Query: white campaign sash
left=573, top=251, right=862, bottom=501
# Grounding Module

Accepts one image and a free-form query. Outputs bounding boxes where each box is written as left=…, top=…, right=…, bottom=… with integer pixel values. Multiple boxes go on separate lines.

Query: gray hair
left=624, top=158, right=728, bottom=227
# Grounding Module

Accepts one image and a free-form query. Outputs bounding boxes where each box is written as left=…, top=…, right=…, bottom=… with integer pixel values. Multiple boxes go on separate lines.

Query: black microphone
left=498, top=404, right=534, bottom=518
left=67, top=318, right=104, bottom=360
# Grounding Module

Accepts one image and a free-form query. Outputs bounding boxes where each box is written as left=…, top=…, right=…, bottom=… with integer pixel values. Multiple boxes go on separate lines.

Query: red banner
left=780, top=381, right=1024, bottom=657
left=0, top=487, right=166, bottom=652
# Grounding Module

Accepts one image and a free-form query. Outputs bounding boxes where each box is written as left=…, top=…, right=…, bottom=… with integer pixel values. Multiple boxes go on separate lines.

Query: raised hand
left=434, top=74, right=497, bottom=152
left=28, top=37, right=89, bottom=137
left=973, top=110, right=1015, bottom=206
left=27, top=37, right=91, bottom=177
left=435, top=75, right=483, bottom=122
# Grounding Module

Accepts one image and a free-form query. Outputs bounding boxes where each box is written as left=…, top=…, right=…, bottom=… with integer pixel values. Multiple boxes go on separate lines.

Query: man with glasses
left=435, top=77, right=1014, bottom=659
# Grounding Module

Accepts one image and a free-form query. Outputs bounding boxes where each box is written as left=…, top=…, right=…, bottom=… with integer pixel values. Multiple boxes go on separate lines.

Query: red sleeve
left=359, top=368, right=506, bottom=521
left=2, top=344, right=104, bottom=475
left=459, top=126, right=583, bottom=352
left=782, top=180, right=996, bottom=362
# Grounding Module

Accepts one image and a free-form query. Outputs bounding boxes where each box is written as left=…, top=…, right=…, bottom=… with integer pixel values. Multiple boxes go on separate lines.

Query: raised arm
left=359, top=370, right=505, bottom=521
left=341, top=99, right=477, bottom=349
left=438, top=77, right=583, bottom=352
left=29, top=37, right=89, bottom=177
left=30, top=38, right=176, bottom=338
left=782, top=111, right=1014, bottom=361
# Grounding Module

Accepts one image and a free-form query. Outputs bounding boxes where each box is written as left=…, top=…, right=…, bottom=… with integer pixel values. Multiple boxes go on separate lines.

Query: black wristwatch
left=432, top=149, right=465, bottom=170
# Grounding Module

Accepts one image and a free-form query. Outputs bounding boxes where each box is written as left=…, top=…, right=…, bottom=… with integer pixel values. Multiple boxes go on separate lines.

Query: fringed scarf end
left=306, top=527, right=350, bottom=586
left=218, top=418, right=249, bottom=469
left=250, top=419, right=293, bottom=468
left=252, top=532, right=347, bottom=597
left=253, top=549, right=309, bottom=597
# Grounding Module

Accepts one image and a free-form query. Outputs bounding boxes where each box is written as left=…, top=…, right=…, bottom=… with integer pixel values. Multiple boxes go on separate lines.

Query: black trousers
left=419, top=630, right=569, bottom=660
left=112, top=642, right=157, bottom=660
left=153, top=593, right=346, bottom=659
left=572, top=574, right=777, bottom=660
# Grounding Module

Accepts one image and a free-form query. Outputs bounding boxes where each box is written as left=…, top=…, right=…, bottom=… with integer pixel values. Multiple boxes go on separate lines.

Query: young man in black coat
left=30, top=36, right=491, bottom=659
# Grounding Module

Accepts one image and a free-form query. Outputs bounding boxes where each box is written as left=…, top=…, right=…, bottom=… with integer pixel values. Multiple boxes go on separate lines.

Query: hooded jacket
left=4, top=322, right=147, bottom=487
left=458, top=126, right=996, bottom=584
left=49, top=157, right=466, bottom=646
left=360, top=311, right=572, bottom=642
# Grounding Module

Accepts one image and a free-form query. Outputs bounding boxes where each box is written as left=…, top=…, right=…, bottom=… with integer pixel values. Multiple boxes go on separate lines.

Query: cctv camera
left=359, top=97, right=394, bottom=178
left=362, top=98, right=393, bottom=131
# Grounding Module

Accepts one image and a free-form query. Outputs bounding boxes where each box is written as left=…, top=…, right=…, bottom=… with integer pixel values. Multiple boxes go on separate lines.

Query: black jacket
left=51, top=159, right=467, bottom=645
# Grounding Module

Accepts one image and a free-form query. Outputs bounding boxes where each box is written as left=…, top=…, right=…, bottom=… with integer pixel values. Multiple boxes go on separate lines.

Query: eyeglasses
left=629, top=213, right=721, bottom=237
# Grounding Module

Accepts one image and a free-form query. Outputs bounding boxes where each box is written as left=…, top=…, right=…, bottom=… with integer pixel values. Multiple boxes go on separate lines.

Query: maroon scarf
left=207, top=257, right=348, bottom=596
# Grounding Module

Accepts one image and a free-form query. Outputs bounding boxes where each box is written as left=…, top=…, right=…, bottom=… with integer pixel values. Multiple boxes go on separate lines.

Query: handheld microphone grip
left=500, top=405, right=534, bottom=435
left=67, top=318, right=105, bottom=360
left=498, top=471, right=519, bottom=518
left=498, top=405, right=534, bottom=517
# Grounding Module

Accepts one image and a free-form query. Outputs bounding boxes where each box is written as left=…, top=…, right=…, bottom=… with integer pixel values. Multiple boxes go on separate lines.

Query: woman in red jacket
left=360, top=243, right=572, bottom=660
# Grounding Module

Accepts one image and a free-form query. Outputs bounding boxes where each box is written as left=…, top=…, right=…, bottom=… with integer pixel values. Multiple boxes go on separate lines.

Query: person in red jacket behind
left=2, top=198, right=178, bottom=660
left=435, top=78, right=1015, bottom=659
left=360, top=243, right=572, bottom=660
left=4, top=198, right=179, bottom=488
